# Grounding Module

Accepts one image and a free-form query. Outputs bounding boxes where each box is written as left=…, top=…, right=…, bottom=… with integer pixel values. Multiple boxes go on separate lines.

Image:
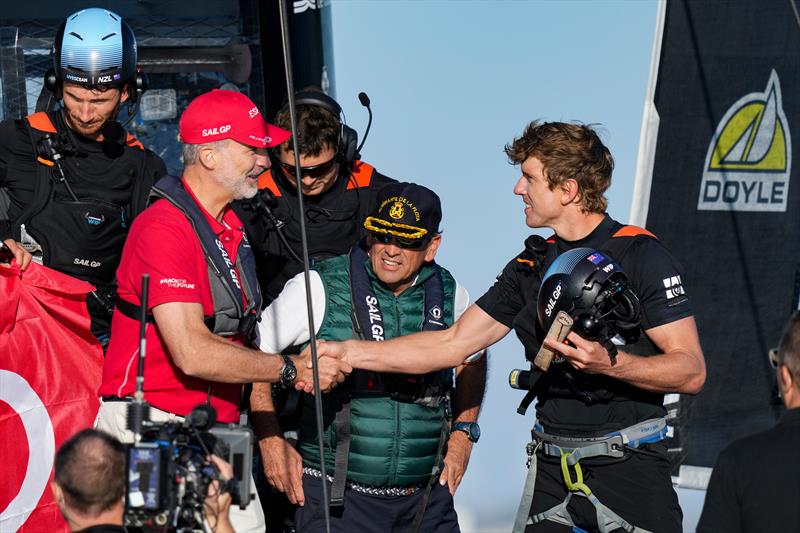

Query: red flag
left=0, top=262, right=103, bottom=532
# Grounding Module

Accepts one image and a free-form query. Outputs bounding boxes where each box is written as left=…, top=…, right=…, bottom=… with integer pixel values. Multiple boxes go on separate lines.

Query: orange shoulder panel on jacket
left=612, top=225, right=658, bottom=239
left=26, top=112, right=57, bottom=133
left=125, top=133, right=144, bottom=151
left=257, top=169, right=281, bottom=196
left=346, top=160, right=375, bottom=189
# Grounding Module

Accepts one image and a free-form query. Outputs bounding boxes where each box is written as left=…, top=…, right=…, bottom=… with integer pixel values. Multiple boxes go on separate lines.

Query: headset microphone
left=101, top=120, right=126, bottom=145
left=355, top=91, right=372, bottom=159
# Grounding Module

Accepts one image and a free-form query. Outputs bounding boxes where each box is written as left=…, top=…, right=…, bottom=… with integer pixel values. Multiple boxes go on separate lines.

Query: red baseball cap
left=179, top=89, right=291, bottom=148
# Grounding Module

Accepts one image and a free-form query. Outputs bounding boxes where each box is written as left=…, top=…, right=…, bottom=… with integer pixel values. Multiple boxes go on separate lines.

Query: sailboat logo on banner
left=698, top=69, right=791, bottom=212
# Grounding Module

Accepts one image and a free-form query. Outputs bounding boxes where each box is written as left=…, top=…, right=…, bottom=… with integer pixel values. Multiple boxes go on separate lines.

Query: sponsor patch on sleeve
left=662, top=275, right=688, bottom=305
left=159, top=278, right=196, bottom=290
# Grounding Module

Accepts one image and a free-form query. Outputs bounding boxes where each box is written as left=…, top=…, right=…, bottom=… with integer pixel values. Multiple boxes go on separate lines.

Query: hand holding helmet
left=536, top=248, right=642, bottom=368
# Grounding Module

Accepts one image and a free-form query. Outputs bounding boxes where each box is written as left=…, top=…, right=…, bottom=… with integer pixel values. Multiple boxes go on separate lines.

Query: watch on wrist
left=452, top=421, right=480, bottom=443
left=279, top=355, right=297, bottom=386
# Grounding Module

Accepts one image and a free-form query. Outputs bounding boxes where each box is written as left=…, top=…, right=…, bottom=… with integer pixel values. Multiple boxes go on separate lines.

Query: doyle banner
left=638, top=0, right=800, bottom=472
left=0, top=262, right=103, bottom=532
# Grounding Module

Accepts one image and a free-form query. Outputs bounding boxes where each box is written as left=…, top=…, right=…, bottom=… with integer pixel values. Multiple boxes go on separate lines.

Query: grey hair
left=181, top=140, right=227, bottom=166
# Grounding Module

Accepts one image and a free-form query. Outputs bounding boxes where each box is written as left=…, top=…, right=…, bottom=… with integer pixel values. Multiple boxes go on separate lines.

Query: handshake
left=290, top=339, right=352, bottom=394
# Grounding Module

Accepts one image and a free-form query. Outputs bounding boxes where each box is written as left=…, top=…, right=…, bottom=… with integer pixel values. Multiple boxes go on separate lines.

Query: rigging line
left=790, top=0, right=800, bottom=33
left=277, top=2, right=332, bottom=533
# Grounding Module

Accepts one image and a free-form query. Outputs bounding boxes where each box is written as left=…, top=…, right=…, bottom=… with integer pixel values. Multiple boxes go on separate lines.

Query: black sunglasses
left=279, top=156, right=338, bottom=179
left=370, top=232, right=429, bottom=250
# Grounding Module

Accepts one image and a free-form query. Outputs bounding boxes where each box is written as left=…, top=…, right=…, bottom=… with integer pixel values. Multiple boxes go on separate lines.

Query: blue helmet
left=52, top=8, right=137, bottom=87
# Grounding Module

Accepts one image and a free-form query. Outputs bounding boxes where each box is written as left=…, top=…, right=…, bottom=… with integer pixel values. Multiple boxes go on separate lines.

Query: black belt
left=102, top=395, right=133, bottom=402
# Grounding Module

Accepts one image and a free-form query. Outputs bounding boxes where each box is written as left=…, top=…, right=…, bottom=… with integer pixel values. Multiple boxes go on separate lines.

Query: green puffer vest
left=298, top=253, right=457, bottom=486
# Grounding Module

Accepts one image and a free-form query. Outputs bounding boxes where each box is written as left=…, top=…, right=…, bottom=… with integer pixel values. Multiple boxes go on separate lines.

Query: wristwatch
left=452, top=421, right=480, bottom=443
left=279, top=355, right=297, bottom=386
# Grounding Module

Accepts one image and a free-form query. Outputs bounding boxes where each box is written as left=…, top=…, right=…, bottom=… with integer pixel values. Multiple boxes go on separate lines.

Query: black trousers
left=526, top=443, right=682, bottom=533
left=295, top=473, right=460, bottom=533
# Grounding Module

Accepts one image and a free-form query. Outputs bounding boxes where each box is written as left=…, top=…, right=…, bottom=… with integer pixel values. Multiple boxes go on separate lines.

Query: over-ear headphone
left=294, top=90, right=359, bottom=163
left=128, top=70, right=148, bottom=103
left=44, top=68, right=60, bottom=98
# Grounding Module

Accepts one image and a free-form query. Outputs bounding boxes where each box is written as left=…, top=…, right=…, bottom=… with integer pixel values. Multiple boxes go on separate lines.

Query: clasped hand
left=294, top=339, right=352, bottom=393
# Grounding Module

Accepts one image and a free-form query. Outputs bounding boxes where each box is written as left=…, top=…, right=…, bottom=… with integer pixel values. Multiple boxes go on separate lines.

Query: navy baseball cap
left=364, top=182, right=442, bottom=240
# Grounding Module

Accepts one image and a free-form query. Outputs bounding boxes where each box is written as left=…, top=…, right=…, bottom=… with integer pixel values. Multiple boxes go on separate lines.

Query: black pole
left=277, top=2, right=331, bottom=532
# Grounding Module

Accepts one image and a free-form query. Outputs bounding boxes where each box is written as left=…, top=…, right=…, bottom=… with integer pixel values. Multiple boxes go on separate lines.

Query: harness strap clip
left=536, top=432, right=625, bottom=465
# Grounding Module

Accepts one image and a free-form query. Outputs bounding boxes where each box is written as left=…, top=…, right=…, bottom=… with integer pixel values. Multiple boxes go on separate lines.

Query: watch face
left=469, top=424, right=481, bottom=442
left=455, top=422, right=480, bottom=442
left=281, top=359, right=297, bottom=384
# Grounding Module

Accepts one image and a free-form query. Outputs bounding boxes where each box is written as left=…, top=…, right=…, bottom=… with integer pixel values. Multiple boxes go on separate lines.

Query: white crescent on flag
left=0, top=262, right=103, bottom=532
left=0, top=370, right=56, bottom=532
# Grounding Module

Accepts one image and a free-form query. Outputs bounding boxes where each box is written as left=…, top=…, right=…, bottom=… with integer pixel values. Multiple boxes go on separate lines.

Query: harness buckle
left=525, top=441, right=535, bottom=468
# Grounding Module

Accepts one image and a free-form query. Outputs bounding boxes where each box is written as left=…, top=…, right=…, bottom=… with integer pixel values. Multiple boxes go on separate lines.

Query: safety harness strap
left=512, top=442, right=542, bottom=533
left=530, top=493, right=576, bottom=529
left=531, top=491, right=652, bottom=533
left=408, top=420, right=449, bottom=533
left=514, top=418, right=666, bottom=533
left=535, top=417, right=668, bottom=465
left=329, top=402, right=352, bottom=507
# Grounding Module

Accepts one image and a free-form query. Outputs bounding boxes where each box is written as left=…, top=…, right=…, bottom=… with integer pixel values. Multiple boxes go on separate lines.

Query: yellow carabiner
left=560, top=450, right=592, bottom=497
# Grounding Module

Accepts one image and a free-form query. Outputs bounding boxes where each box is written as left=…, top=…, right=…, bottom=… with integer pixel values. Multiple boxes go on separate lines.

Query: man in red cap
left=97, top=90, right=352, bottom=532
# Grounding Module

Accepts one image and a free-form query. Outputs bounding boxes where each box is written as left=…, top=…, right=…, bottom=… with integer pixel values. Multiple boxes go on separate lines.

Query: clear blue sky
left=331, top=1, right=664, bottom=531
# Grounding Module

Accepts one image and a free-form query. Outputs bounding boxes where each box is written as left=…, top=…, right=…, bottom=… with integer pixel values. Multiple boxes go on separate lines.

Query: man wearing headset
left=233, top=88, right=395, bottom=305
left=310, top=121, right=706, bottom=532
left=0, top=7, right=166, bottom=344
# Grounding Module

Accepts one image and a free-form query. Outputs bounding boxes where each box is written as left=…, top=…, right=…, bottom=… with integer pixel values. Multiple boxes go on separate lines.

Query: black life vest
left=14, top=112, right=150, bottom=287
left=117, top=175, right=263, bottom=340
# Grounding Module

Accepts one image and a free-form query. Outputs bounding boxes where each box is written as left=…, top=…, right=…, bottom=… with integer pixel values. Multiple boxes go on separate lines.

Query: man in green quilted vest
left=252, top=182, right=486, bottom=532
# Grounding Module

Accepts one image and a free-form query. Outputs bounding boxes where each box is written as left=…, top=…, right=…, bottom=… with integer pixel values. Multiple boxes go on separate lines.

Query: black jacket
left=697, top=407, right=800, bottom=533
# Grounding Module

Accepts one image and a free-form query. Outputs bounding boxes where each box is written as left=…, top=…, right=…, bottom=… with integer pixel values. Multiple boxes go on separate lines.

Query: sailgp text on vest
left=215, top=239, right=241, bottom=289
left=365, top=296, right=385, bottom=341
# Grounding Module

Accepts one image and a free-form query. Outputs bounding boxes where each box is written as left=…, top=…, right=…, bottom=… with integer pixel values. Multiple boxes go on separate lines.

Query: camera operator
left=52, top=429, right=235, bottom=533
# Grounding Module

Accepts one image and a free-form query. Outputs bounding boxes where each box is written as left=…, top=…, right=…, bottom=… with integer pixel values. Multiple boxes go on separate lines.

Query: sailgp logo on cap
left=698, top=69, right=792, bottom=212
left=203, top=125, right=231, bottom=137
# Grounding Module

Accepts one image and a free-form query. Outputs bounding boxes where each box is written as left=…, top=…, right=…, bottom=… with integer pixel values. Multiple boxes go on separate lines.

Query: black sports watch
left=452, top=421, right=480, bottom=443
left=278, top=355, right=297, bottom=386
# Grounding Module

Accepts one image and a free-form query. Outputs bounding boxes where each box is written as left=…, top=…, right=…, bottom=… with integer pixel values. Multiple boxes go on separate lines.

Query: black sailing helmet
left=537, top=248, right=641, bottom=344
